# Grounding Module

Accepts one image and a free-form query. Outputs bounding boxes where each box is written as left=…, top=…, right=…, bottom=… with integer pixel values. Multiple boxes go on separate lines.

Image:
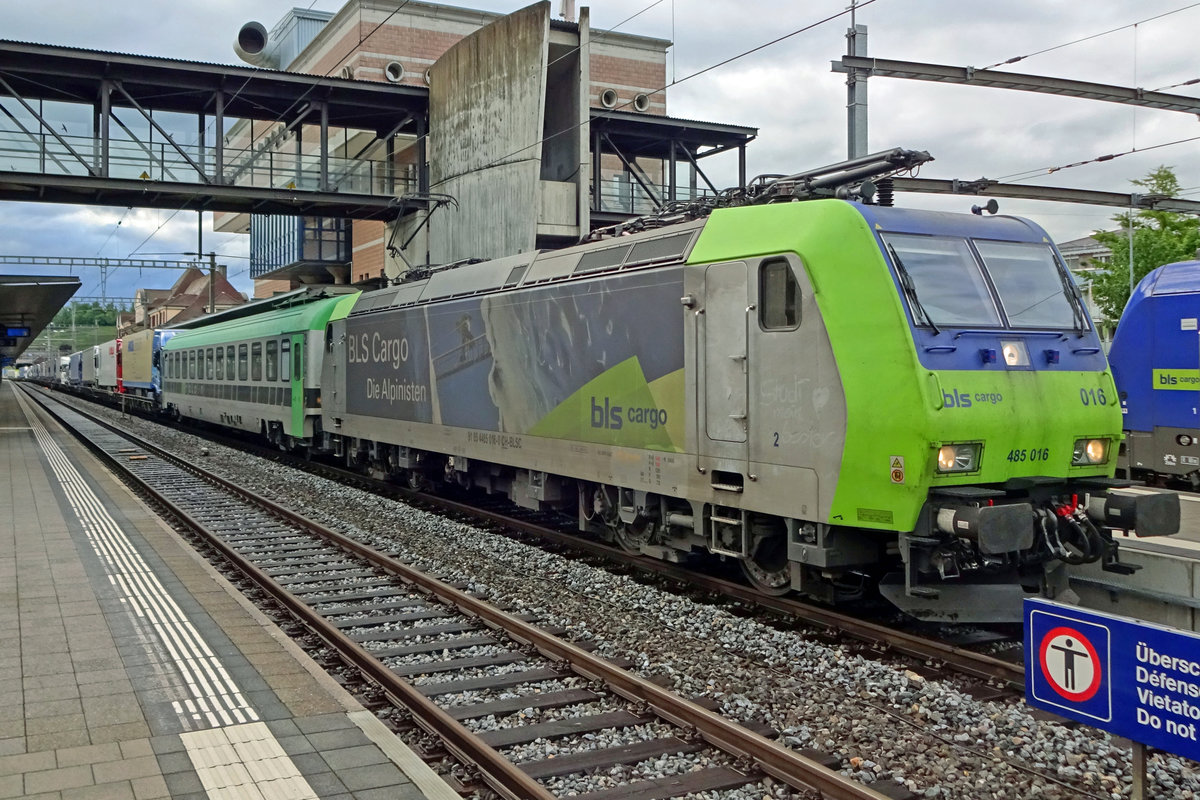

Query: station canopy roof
left=0, top=275, right=80, bottom=366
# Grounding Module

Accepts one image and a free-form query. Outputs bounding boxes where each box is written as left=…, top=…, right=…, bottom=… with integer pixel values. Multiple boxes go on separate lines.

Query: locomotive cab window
left=266, top=341, right=278, bottom=382
left=881, top=234, right=1001, bottom=328
left=974, top=240, right=1085, bottom=330
left=281, top=340, right=291, bottom=381
left=238, top=344, right=248, bottom=381
left=759, top=259, right=800, bottom=329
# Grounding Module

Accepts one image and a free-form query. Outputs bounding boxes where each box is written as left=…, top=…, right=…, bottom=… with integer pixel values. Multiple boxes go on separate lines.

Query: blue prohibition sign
left=1029, top=608, right=1112, bottom=723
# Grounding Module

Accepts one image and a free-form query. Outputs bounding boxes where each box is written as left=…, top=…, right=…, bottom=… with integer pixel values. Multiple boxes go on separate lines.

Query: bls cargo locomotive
left=1110, top=260, right=1200, bottom=487
left=52, top=190, right=1181, bottom=622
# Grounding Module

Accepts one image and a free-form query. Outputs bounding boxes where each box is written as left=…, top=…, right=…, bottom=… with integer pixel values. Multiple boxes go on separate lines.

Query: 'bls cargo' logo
left=1160, top=374, right=1179, bottom=386
left=591, top=396, right=670, bottom=430
left=943, top=389, right=972, bottom=408
left=591, top=396, right=624, bottom=430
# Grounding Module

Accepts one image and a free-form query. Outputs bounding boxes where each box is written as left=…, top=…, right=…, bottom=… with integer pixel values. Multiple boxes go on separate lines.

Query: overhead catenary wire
left=996, top=134, right=1200, bottom=183
left=980, top=2, right=1200, bottom=70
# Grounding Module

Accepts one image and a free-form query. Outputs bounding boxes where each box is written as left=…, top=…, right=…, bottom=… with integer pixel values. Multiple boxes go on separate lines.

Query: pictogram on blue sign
left=1029, top=611, right=1111, bottom=722
left=1025, top=598, right=1200, bottom=761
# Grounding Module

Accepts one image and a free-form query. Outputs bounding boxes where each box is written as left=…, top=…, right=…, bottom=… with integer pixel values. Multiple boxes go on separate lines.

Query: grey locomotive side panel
left=340, top=269, right=686, bottom=449
left=344, top=310, right=434, bottom=423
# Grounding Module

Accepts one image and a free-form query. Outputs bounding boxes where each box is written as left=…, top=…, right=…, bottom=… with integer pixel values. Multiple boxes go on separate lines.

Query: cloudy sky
left=3, top=0, right=1199, bottom=302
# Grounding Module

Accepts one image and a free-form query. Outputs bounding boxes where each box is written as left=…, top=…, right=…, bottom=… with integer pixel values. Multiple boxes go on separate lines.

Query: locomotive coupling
left=934, top=503, right=1034, bottom=553
left=1085, top=488, right=1180, bottom=537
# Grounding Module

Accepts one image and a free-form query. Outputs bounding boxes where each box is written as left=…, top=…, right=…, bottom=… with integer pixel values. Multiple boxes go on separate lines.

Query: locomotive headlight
left=1000, top=340, right=1030, bottom=367
left=1072, top=438, right=1108, bottom=465
left=936, top=443, right=981, bottom=473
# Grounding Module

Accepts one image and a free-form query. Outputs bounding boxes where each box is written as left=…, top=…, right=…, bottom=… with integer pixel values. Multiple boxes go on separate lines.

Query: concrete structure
left=427, top=3, right=590, bottom=264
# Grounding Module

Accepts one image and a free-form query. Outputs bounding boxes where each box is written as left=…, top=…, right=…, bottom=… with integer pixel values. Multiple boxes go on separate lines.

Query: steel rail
left=31, top=387, right=894, bottom=800
left=392, top=491, right=1027, bottom=689
left=525, top=531, right=1026, bottom=689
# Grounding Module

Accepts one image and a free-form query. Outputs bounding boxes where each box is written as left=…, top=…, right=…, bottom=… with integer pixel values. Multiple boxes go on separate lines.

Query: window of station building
left=216, top=346, right=225, bottom=380
left=759, top=259, right=801, bottom=329
left=238, top=344, right=248, bottom=381
left=281, top=340, right=291, bottom=381
left=265, top=340, right=278, bottom=382
left=251, top=342, right=262, bottom=382
left=205, top=348, right=215, bottom=380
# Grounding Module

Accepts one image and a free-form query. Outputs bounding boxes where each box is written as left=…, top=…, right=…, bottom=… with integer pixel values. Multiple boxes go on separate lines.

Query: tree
left=1091, top=166, right=1200, bottom=321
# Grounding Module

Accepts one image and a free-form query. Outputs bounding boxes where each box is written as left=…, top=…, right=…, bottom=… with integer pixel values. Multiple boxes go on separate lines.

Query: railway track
left=25, top=384, right=907, bottom=800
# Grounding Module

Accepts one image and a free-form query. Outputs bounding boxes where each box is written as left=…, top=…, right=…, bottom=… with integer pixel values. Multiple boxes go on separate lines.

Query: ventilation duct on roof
left=233, top=21, right=278, bottom=68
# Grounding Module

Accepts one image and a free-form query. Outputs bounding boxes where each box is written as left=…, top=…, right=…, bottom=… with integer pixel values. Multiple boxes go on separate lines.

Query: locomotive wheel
left=406, top=470, right=428, bottom=492
left=741, top=533, right=791, bottom=596
left=614, top=516, right=655, bottom=555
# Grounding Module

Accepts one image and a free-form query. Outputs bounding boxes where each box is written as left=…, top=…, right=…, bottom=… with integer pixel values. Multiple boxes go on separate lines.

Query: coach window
left=226, top=346, right=235, bottom=379
left=265, top=341, right=278, bottom=381
left=216, top=346, right=224, bottom=380
left=238, top=344, right=249, bottom=381
left=206, top=348, right=215, bottom=380
left=251, top=342, right=263, bottom=381
left=280, top=340, right=291, bottom=381
left=189, top=350, right=197, bottom=380
left=759, top=258, right=801, bottom=330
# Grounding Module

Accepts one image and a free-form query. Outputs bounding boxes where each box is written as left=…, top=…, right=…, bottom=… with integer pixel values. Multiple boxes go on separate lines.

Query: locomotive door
left=702, top=262, right=749, bottom=445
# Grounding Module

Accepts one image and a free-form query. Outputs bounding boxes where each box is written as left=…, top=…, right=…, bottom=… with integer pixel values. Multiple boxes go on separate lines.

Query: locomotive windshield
left=882, top=233, right=1086, bottom=331
left=974, top=240, right=1083, bottom=329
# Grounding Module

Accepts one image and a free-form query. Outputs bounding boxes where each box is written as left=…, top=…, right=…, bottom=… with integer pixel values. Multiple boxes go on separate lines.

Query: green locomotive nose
left=688, top=199, right=1177, bottom=621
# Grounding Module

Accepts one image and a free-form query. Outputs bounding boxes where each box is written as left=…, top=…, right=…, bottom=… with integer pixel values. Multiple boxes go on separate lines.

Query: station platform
left=0, top=381, right=459, bottom=800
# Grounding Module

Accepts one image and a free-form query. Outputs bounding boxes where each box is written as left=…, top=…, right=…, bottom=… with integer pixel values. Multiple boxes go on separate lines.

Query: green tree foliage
left=50, top=300, right=129, bottom=328
left=1092, top=166, right=1200, bottom=321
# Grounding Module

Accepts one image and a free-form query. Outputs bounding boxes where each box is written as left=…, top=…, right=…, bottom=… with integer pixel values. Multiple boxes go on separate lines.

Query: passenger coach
left=160, top=292, right=359, bottom=450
